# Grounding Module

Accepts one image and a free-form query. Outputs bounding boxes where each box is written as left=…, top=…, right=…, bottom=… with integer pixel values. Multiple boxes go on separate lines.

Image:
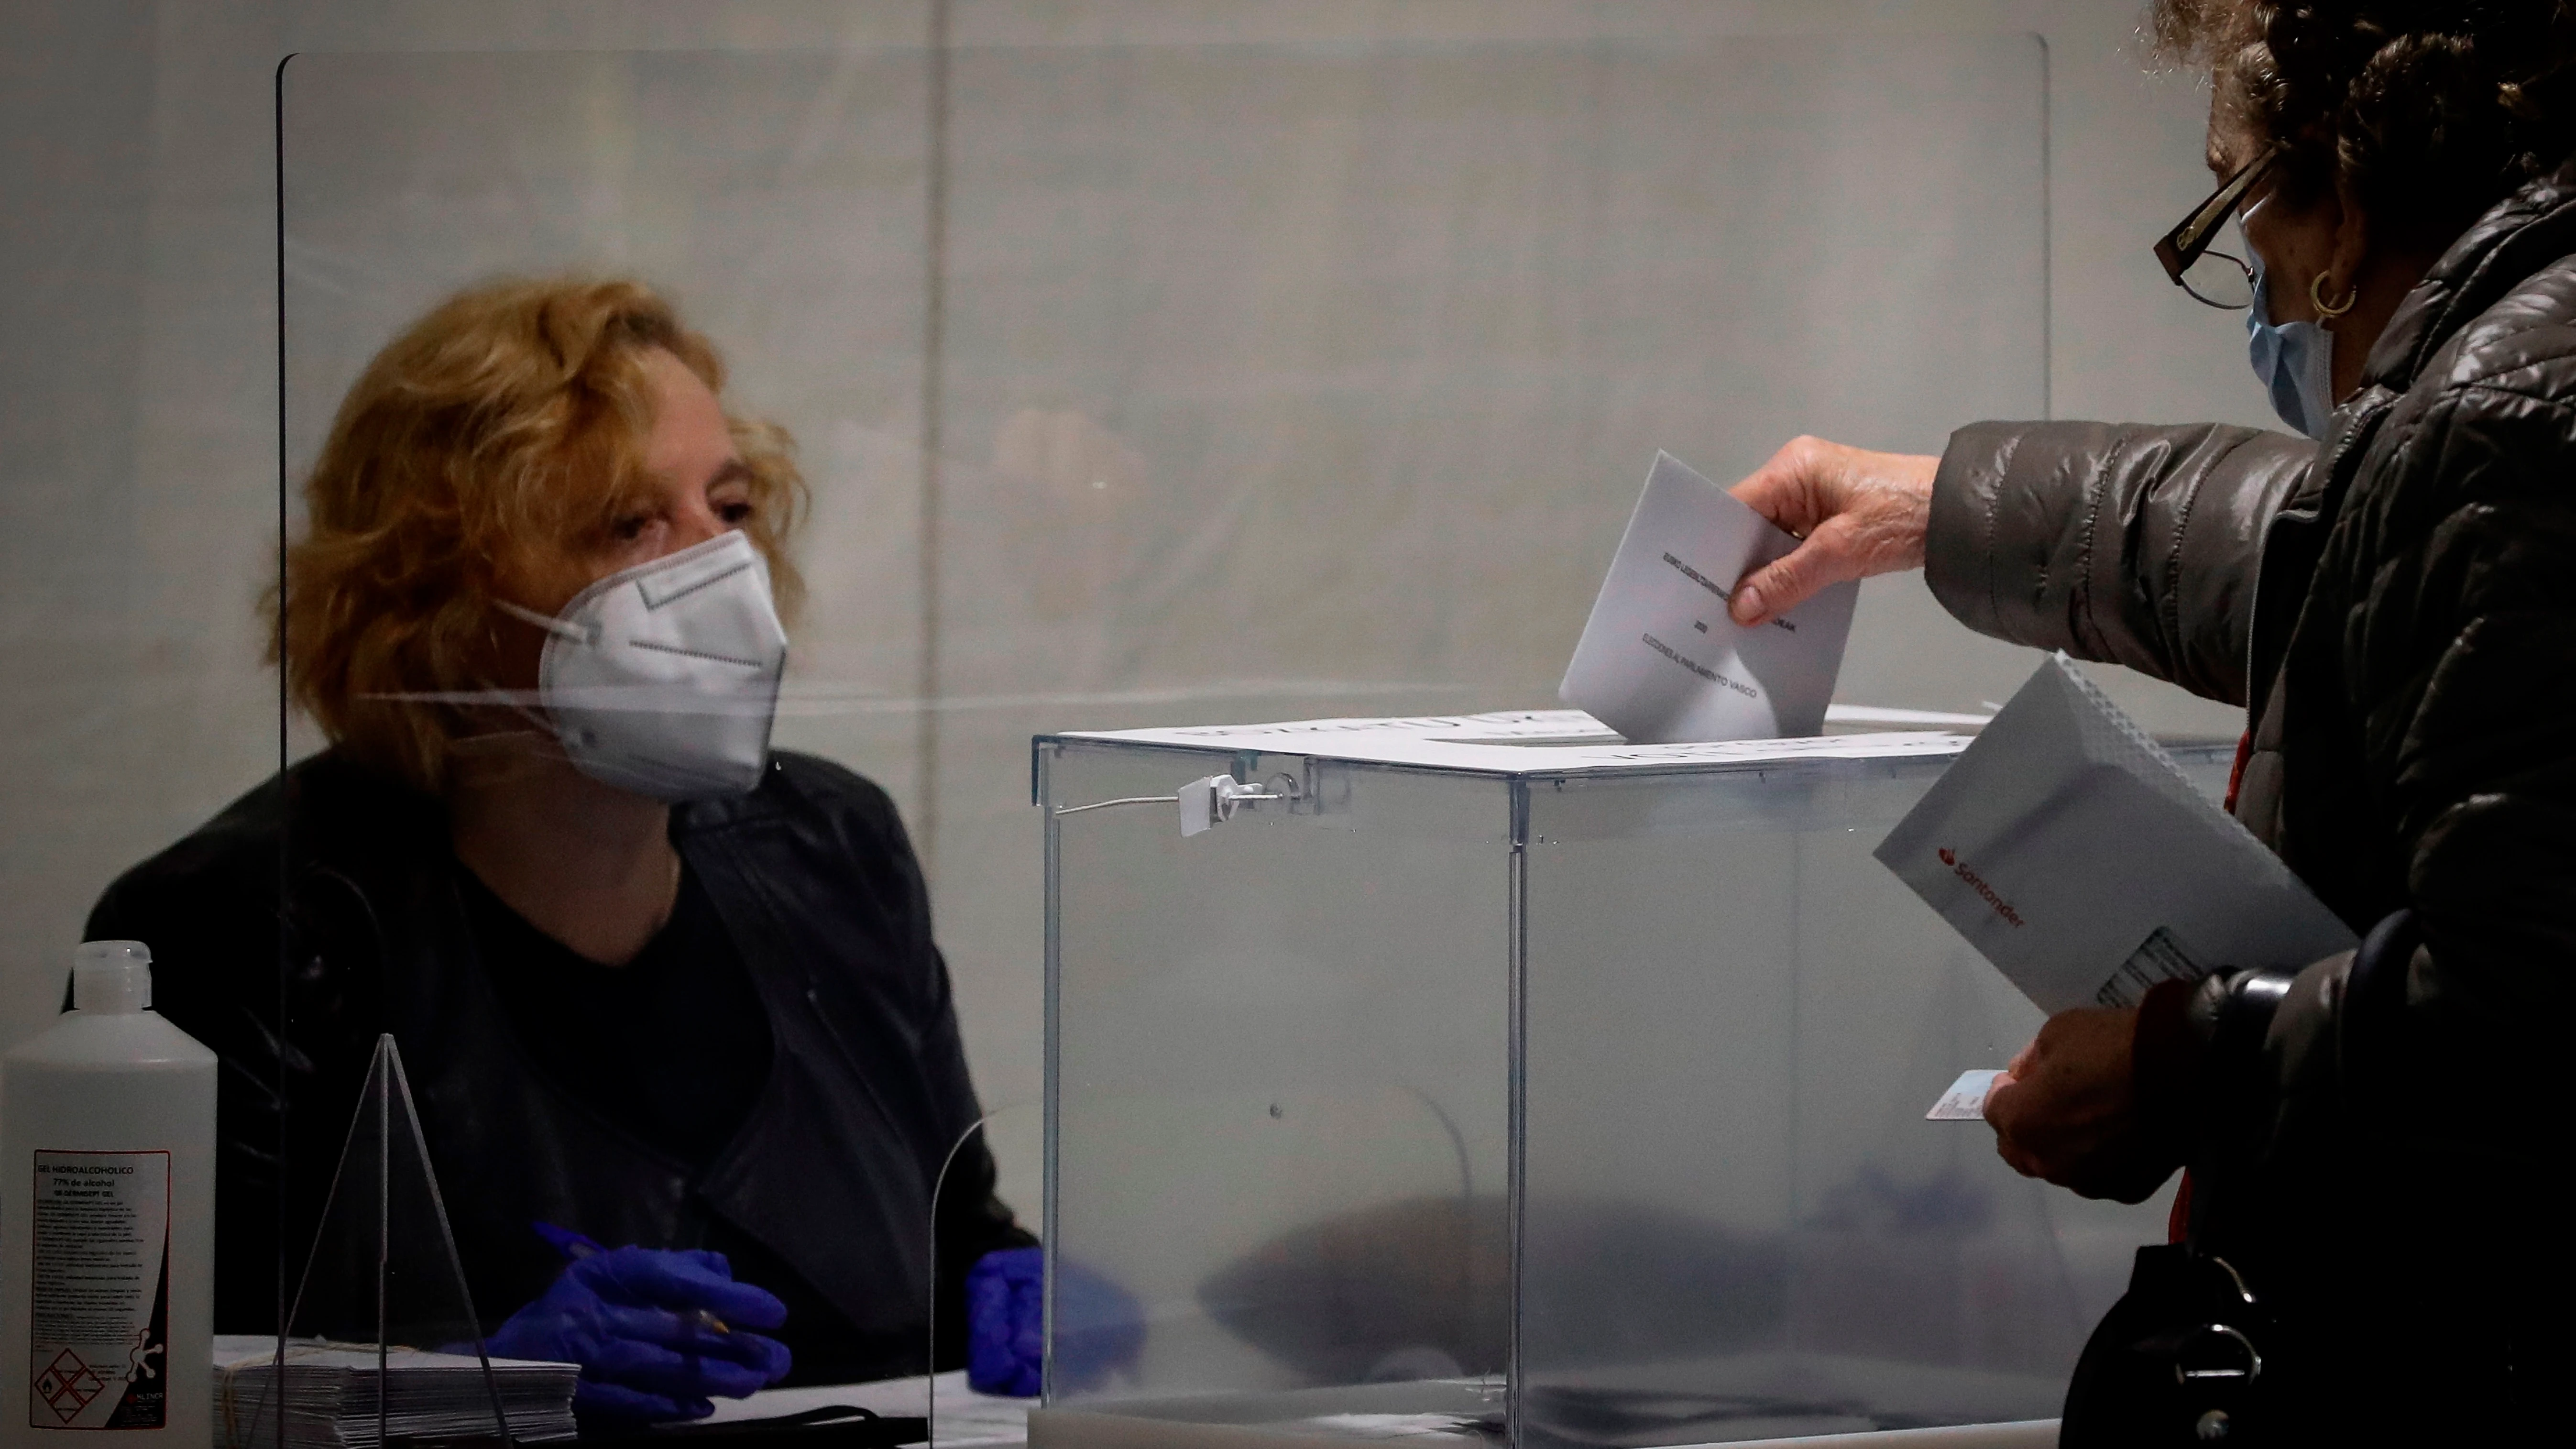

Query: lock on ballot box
left=1028, top=712, right=2231, bottom=1449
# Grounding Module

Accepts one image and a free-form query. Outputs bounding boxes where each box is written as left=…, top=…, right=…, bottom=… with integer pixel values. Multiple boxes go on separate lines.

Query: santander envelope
left=1875, top=654, right=2355, bottom=1017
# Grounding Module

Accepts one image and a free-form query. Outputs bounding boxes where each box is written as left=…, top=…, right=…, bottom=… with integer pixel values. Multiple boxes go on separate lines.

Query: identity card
left=1559, top=452, right=1860, bottom=742
left=1925, top=1069, right=2005, bottom=1121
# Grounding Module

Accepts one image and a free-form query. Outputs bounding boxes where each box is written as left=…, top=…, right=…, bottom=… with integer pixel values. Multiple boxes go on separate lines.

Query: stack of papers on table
left=211, top=1336, right=579, bottom=1448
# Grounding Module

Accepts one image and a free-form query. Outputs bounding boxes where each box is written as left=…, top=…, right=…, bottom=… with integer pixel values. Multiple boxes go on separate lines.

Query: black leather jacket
left=1926, top=163, right=2576, bottom=1415
left=85, top=748, right=1030, bottom=1382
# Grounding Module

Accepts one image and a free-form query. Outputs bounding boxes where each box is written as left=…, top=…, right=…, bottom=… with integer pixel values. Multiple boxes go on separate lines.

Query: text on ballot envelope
left=1559, top=452, right=1859, bottom=742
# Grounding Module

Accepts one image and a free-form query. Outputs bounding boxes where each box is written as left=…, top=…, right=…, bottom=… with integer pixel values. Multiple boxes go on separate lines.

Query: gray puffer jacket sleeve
left=1926, top=420, right=2315, bottom=706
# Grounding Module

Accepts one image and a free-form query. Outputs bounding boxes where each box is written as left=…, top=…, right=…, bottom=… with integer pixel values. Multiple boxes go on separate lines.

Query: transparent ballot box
left=1034, top=712, right=2230, bottom=1449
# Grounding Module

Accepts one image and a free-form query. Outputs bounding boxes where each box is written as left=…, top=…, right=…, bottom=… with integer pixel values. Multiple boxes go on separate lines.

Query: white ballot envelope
left=1877, top=654, right=2357, bottom=1016
left=1559, top=451, right=1860, bottom=742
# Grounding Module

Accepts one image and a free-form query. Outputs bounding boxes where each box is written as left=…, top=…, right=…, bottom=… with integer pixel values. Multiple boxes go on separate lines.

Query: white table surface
left=702, top=1370, right=1030, bottom=1446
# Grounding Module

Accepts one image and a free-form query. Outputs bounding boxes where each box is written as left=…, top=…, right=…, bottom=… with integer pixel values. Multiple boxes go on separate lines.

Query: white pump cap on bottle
left=72, top=939, right=153, bottom=1013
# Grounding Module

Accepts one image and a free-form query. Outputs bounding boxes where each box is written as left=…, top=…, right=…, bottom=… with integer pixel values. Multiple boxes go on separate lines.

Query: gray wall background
left=2, top=0, right=2264, bottom=1218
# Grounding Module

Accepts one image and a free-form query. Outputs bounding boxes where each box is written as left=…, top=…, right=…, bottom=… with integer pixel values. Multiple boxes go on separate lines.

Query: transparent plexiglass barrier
left=275, top=30, right=2049, bottom=1264
left=1038, top=725, right=2231, bottom=1449
left=274, top=21, right=2055, bottom=1438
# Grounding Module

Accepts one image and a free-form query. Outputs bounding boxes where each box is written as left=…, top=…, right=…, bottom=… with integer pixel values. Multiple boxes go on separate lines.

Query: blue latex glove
left=964, top=1248, right=1042, bottom=1396
left=487, top=1246, right=792, bottom=1424
left=964, top=1249, right=1145, bottom=1397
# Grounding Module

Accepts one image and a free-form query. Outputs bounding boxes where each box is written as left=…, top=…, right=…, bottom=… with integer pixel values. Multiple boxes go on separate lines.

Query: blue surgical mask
left=2245, top=255, right=2337, bottom=439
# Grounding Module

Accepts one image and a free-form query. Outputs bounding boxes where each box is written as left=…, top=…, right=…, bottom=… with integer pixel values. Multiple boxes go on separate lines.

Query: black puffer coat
left=1928, top=165, right=2576, bottom=1420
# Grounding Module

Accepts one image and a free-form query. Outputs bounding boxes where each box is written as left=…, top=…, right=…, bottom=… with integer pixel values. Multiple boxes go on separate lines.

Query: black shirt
left=87, top=750, right=1030, bottom=1386
left=461, top=863, right=880, bottom=1385
left=461, top=864, right=771, bottom=1168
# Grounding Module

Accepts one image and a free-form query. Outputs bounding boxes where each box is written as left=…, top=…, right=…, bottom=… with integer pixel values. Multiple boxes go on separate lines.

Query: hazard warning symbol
left=33, top=1350, right=107, bottom=1425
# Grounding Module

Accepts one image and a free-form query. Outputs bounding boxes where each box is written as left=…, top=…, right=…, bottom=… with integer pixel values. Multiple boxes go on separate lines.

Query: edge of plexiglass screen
left=280, top=24, right=2056, bottom=1437
left=1041, top=738, right=1513, bottom=1417
left=274, top=46, right=937, bottom=1411
left=1513, top=746, right=2235, bottom=1448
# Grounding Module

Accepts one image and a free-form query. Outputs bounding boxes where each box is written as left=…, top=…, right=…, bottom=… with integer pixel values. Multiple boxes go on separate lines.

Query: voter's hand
left=1724, top=437, right=1938, bottom=625
left=1984, top=1006, right=2178, bottom=1204
left=489, top=1246, right=792, bottom=1424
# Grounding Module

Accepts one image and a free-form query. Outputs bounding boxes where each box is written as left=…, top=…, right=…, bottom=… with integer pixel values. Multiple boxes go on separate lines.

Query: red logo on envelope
left=1940, top=847, right=2025, bottom=927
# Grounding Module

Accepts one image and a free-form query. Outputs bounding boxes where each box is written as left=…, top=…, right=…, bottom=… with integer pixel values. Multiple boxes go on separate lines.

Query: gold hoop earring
left=2311, top=271, right=2359, bottom=321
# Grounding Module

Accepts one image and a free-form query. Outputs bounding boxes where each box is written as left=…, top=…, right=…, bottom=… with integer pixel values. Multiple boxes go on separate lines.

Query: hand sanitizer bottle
left=1, top=943, right=215, bottom=1449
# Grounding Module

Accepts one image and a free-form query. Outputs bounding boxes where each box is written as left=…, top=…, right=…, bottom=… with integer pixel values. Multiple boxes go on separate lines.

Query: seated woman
left=86, top=277, right=1037, bottom=1419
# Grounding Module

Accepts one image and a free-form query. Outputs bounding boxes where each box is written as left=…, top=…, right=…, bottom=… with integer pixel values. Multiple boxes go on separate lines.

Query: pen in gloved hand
left=530, top=1221, right=733, bottom=1335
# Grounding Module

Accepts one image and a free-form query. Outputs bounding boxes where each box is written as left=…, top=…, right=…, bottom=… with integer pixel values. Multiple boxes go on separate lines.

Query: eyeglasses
left=2154, top=146, right=2278, bottom=310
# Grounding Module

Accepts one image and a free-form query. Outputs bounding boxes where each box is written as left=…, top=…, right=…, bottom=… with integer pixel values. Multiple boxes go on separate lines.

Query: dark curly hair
left=2154, top=1, right=2576, bottom=247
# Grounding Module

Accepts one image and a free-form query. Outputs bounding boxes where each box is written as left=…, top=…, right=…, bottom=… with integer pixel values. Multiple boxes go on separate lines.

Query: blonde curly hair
left=274, top=276, right=806, bottom=794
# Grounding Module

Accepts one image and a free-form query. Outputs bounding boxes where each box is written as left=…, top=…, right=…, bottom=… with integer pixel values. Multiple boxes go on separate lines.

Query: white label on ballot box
left=1877, top=654, right=2356, bottom=1017
left=1559, top=452, right=1858, bottom=742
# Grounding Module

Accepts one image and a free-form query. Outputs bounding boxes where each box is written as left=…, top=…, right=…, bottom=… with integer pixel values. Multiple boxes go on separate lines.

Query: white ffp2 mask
left=496, top=531, right=789, bottom=801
